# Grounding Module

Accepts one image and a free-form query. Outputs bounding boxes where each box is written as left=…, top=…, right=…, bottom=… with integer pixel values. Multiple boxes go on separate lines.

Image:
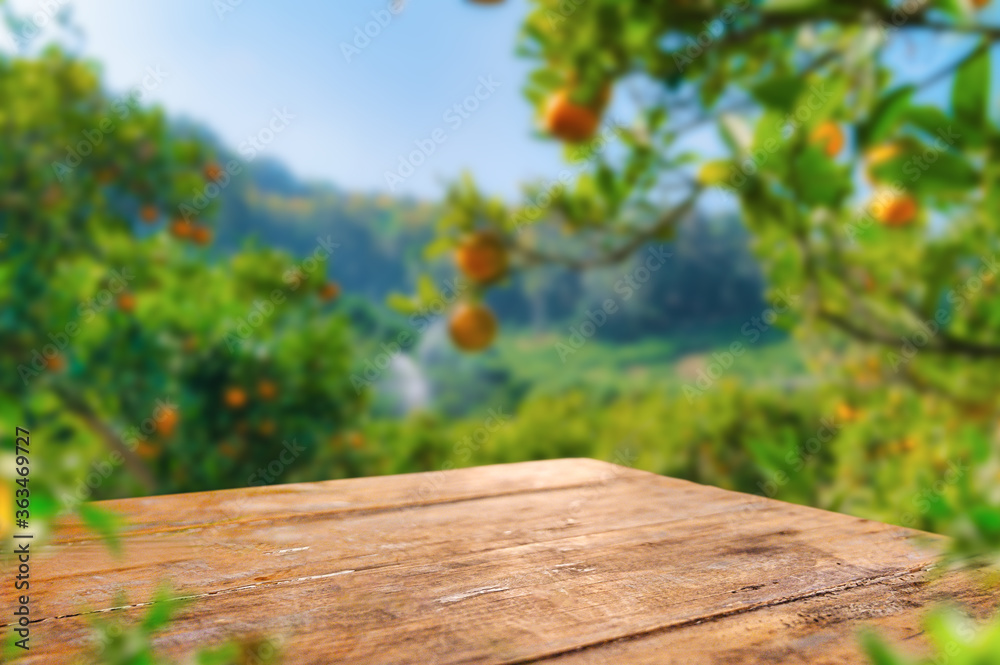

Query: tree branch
left=513, top=193, right=698, bottom=270
left=52, top=385, right=157, bottom=491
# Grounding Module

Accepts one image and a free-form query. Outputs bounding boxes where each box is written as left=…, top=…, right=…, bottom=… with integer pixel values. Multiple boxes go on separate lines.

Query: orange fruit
left=874, top=192, right=918, bottom=227
left=156, top=407, right=178, bottom=437
left=140, top=205, right=159, bottom=223
left=46, top=354, right=66, bottom=372
left=258, top=420, right=276, bottom=436
left=810, top=121, right=844, bottom=157
left=258, top=380, right=277, bottom=400
left=543, top=89, right=603, bottom=143
left=224, top=387, right=247, bottom=409
left=456, top=231, right=508, bottom=284
left=349, top=432, right=365, bottom=449
left=448, top=303, right=498, bottom=352
left=836, top=402, right=858, bottom=422
left=204, top=163, right=223, bottom=181
left=135, top=441, right=158, bottom=459
left=864, top=143, right=902, bottom=182
left=319, top=282, right=340, bottom=302
left=41, top=185, right=62, bottom=208
left=171, top=219, right=193, bottom=239
left=117, top=292, right=136, bottom=313
left=191, top=226, right=212, bottom=245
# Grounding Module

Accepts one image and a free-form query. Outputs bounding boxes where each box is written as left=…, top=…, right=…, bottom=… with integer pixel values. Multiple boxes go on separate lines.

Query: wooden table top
left=11, top=458, right=997, bottom=664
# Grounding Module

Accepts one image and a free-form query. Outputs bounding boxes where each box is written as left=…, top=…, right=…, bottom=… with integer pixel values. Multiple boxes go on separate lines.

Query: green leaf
left=951, top=43, right=990, bottom=144
left=898, top=105, right=951, bottom=139
left=858, top=631, right=904, bottom=665
left=386, top=292, right=419, bottom=315
left=77, top=503, right=124, bottom=556
left=141, top=586, right=184, bottom=631
left=860, top=85, right=914, bottom=146
left=793, top=147, right=848, bottom=207
left=416, top=274, right=441, bottom=306
left=751, top=77, right=806, bottom=112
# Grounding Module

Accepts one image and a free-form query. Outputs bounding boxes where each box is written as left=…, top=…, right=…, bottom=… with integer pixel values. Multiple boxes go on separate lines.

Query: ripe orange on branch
left=455, top=231, right=508, bottom=284
left=117, top=292, right=136, bottom=313
left=319, top=282, right=340, bottom=301
left=258, top=380, right=278, bottom=400
left=809, top=121, right=844, bottom=157
left=171, top=219, right=193, bottom=239
left=204, top=162, right=223, bottom=181
left=449, top=303, right=498, bottom=352
left=224, top=387, right=248, bottom=409
left=191, top=226, right=212, bottom=245
left=155, top=407, right=178, bottom=437
left=140, top=205, right=159, bottom=223
left=543, top=86, right=608, bottom=144
left=46, top=354, right=66, bottom=372
left=873, top=192, right=918, bottom=227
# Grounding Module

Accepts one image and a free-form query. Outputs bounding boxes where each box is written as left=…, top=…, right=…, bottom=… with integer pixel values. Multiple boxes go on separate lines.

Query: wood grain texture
left=10, top=459, right=998, bottom=664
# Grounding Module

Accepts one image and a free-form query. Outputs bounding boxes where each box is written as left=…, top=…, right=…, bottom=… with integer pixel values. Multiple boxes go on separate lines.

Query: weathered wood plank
left=50, top=458, right=626, bottom=542
left=539, top=570, right=999, bottom=664
left=14, top=459, right=994, bottom=664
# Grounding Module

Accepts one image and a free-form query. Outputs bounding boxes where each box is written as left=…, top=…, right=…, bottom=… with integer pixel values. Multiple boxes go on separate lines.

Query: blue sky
left=2, top=0, right=997, bottom=201
left=5, top=0, right=570, bottom=199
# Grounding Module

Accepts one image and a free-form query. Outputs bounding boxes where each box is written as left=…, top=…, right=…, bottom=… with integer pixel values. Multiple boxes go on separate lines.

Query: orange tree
left=428, top=2, right=1000, bottom=544
left=0, top=46, right=364, bottom=542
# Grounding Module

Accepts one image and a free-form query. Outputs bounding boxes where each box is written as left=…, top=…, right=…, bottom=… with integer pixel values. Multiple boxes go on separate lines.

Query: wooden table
left=13, top=459, right=998, bottom=663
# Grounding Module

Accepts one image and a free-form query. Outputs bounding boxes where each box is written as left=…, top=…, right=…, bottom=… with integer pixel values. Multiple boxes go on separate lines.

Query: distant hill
left=174, top=123, right=771, bottom=345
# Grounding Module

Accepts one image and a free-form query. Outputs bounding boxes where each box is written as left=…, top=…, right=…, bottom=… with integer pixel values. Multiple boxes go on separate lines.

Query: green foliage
left=0, top=47, right=365, bottom=529
left=82, top=587, right=281, bottom=665
left=862, top=607, right=1000, bottom=665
